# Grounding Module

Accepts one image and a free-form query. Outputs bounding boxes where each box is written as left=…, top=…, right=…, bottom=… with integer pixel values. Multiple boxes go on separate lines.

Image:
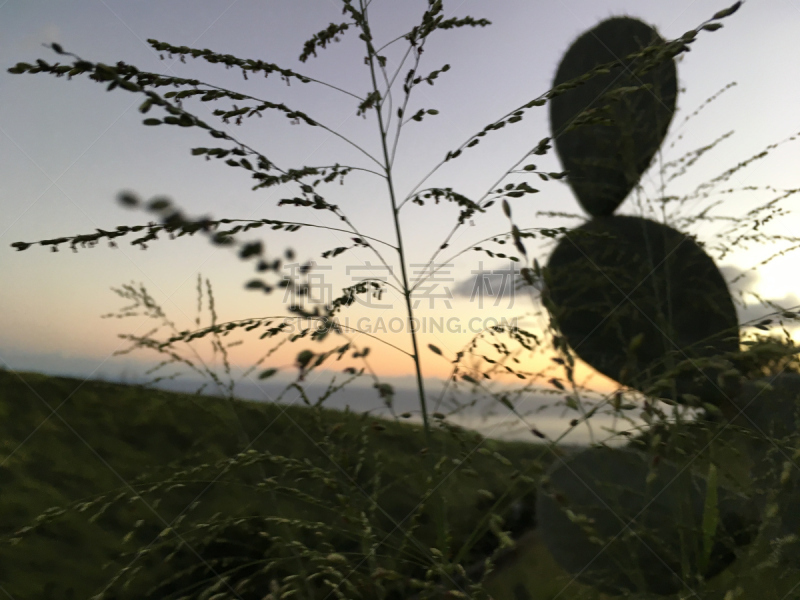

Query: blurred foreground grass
left=3, top=368, right=799, bottom=600
left=0, top=368, right=566, bottom=599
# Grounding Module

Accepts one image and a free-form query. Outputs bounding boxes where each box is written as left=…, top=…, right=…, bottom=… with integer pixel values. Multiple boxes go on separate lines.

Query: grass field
left=3, top=367, right=800, bottom=600
left=0, top=368, right=561, bottom=599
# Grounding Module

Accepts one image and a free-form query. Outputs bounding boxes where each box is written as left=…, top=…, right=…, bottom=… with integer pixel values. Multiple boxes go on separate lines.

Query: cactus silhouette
left=536, top=12, right=800, bottom=597
left=730, top=374, right=800, bottom=562
left=550, top=17, right=677, bottom=217
left=545, top=16, right=739, bottom=405
left=546, top=215, right=740, bottom=405
left=535, top=16, right=761, bottom=595
left=536, top=447, right=758, bottom=595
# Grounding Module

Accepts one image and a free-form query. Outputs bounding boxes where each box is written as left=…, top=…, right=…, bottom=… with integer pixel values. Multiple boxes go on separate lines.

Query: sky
left=2, top=0, right=800, bottom=427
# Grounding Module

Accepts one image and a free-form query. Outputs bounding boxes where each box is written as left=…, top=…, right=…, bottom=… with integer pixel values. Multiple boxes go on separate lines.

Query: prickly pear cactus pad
left=730, top=374, right=800, bottom=552
left=550, top=17, right=677, bottom=217
left=536, top=447, right=758, bottom=596
left=546, top=215, right=739, bottom=404
left=731, top=374, right=800, bottom=442
left=535, top=10, right=800, bottom=596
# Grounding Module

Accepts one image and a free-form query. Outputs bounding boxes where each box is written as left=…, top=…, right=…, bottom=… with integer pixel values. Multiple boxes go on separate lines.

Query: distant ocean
left=3, top=349, right=641, bottom=445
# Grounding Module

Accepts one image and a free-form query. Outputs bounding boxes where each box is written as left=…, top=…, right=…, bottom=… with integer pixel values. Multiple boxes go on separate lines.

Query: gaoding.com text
left=285, top=316, right=520, bottom=335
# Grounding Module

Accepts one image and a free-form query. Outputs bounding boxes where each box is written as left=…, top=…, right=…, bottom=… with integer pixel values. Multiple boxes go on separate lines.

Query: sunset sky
left=2, top=0, right=800, bottom=408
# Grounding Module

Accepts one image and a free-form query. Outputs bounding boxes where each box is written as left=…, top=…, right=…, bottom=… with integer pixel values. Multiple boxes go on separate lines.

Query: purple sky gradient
left=2, top=0, right=799, bottom=392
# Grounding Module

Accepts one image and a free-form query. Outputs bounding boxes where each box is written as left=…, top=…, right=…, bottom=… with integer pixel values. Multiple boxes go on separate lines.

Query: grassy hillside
left=0, top=367, right=566, bottom=599
left=6, top=368, right=797, bottom=600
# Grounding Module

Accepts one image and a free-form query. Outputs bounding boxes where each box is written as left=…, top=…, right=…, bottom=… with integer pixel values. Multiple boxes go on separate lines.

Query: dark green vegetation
left=0, top=368, right=553, bottom=599
left=7, top=368, right=800, bottom=600
left=537, top=446, right=758, bottom=596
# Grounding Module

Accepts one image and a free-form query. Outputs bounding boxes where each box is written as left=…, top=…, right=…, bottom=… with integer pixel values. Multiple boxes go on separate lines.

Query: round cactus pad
left=536, top=447, right=757, bottom=595
left=731, top=374, right=800, bottom=552
left=550, top=17, right=677, bottom=217
left=545, top=216, right=739, bottom=403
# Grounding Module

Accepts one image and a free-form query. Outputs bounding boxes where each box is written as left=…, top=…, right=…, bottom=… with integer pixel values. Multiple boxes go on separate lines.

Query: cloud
left=452, top=261, right=527, bottom=300
left=451, top=260, right=799, bottom=332
left=719, top=264, right=800, bottom=329
left=2, top=21, right=61, bottom=74
left=452, top=260, right=799, bottom=330
left=718, top=264, right=760, bottom=293
left=15, top=23, right=61, bottom=54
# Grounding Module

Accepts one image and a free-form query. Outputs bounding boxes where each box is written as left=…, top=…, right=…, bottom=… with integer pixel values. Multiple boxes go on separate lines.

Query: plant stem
left=360, top=0, right=450, bottom=563
left=360, top=3, right=431, bottom=446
